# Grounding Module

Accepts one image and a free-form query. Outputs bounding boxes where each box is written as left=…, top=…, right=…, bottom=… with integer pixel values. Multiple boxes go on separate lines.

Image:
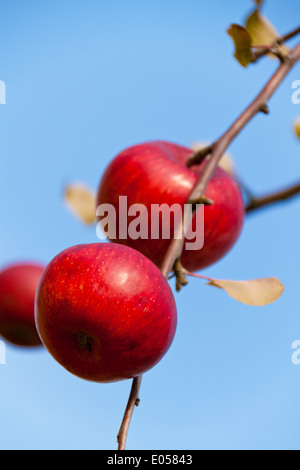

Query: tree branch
left=246, top=182, right=300, bottom=214
left=161, top=41, right=300, bottom=282
left=117, top=38, right=300, bottom=451
left=280, top=25, right=300, bottom=44
left=117, top=375, right=142, bottom=450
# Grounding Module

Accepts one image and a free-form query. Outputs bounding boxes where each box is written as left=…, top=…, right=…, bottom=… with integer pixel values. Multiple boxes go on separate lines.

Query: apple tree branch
left=245, top=182, right=300, bottom=214
left=116, top=37, right=300, bottom=452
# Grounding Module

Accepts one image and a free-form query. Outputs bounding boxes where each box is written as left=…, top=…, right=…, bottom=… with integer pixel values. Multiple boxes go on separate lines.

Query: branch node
left=259, top=103, right=270, bottom=114
left=186, top=144, right=214, bottom=168
left=270, top=43, right=291, bottom=63
left=188, top=196, right=214, bottom=209
left=173, top=259, right=189, bottom=292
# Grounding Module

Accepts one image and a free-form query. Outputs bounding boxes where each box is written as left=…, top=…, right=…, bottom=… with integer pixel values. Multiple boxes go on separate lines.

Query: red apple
left=0, top=263, right=45, bottom=347
left=35, top=243, right=177, bottom=383
left=96, top=141, right=245, bottom=272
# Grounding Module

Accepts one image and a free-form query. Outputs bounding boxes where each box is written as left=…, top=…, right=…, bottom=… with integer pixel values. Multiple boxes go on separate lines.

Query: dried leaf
left=246, top=9, right=277, bottom=45
left=207, top=277, right=284, bottom=306
left=64, top=184, right=97, bottom=225
left=218, top=153, right=235, bottom=176
left=245, top=9, right=289, bottom=57
left=190, top=141, right=210, bottom=152
left=254, top=0, right=264, bottom=7
left=294, top=118, right=300, bottom=139
left=191, top=141, right=235, bottom=176
left=227, top=24, right=254, bottom=67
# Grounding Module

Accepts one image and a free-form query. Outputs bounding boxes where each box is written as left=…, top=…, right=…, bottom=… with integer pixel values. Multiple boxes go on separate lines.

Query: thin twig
left=246, top=182, right=300, bottom=214
left=278, top=25, right=300, bottom=45
left=252, top=25, right=300, bottom=63
left=117, top=375, right=142, bottom=450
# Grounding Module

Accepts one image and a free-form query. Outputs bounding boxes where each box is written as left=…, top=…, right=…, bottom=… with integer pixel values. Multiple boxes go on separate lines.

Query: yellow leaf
left=190, top=141, right=210, bottom=152
left=207, top=277, right=284, bottom=306
left=191, top=141, right=235, bottom=176
left=227, top=24, right=253, bottom=67
left=294, top=118, right=300, bottom=139
left=245, top=9, right=289, bottom=57
left=64, top=184, right=97, bottom=225
left=218, top=153, right=235, bottom=176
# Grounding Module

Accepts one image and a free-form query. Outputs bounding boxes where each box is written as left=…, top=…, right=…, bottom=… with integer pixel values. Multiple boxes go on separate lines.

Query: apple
left=0, top=263, right=45, bottom=347
left=35, top=243, right=177, bottom=383
left=96, top=141, right=245, bottom=272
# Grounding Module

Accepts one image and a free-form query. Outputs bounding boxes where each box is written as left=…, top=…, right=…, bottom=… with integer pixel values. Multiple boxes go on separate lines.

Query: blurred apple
left=294, top=118, right=300, bottom=139
left=0, top=263, right=45, bottom=347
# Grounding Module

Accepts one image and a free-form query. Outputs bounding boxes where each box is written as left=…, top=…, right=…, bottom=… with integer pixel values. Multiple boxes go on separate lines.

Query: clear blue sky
left=1, top=0, right=300, bottom=450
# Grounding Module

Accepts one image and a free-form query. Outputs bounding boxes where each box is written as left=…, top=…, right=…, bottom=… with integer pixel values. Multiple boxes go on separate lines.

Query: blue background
left=1, top=0, right=300, bottom=450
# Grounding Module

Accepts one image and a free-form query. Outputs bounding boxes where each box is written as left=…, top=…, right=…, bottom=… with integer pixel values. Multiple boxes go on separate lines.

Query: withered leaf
left=207, top=277, right=285, bottom=306
left=294, top=117, right=300, bottom=139
left=64, top=183, right=97, bottom=225
left=227, top=24, right=254, bottom=67
left=245, top=9, right=289, bottom=58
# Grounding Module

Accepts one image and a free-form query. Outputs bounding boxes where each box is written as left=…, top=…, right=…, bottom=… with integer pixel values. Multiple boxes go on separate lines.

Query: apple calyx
left=78, top=332, right=94, bottom=352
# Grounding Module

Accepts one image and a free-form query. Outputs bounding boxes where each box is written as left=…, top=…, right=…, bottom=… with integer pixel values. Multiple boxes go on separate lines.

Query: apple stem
left=117, top=375, right=142, bottom=450
left=184, top=272, right=214, bottom=282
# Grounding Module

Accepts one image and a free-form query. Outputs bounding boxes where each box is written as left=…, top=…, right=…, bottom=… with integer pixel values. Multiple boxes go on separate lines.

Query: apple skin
left=96, top=141, right=245, bottom=272
left=0, top=263, right=45, bottom=347
left=35, top=243, right=177, bottom=383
